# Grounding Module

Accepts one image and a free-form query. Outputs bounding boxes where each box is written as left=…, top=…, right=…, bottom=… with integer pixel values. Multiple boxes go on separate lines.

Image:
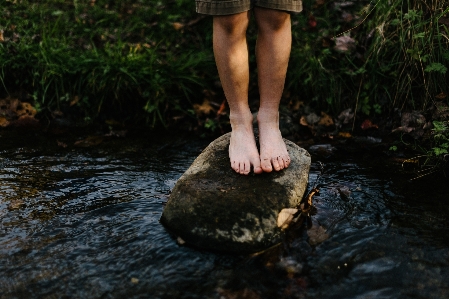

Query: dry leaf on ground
left=0, top=117, right=9, bottom=127
left=193, top=99, right=215, bottom=116
left=16, top=102, right=37, bottom=117
left=337, top=131, right=352, bottom=138
left=57, top=141, right=68, bottom=148
left=277, top=208, right=298, bottom=230
left=74, top=136, right=104, bottom=147
left=435, top=92, right=447, bottom=99
left=216, top=100, right=227, bottom=116
left=337, top=108, right=354, bottom=124
left=334, top=35, right=356, bottom=53
left=176, top=236, right=186, bottom=245
left=361, top=119, right=378, bottom=130
left=173, top=22, right=184, bottom=30
left=318, top=112, right=334, bottom=126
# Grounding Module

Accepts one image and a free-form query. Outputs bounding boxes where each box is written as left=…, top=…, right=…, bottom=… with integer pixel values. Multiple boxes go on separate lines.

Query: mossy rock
left=160, top=133, right=311, bottom=253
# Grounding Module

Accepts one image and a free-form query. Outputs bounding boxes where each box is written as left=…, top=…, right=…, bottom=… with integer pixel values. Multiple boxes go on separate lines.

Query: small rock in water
left=308, top=144, right=336, bottom=157
left=160, top=133, right=311, bottom=253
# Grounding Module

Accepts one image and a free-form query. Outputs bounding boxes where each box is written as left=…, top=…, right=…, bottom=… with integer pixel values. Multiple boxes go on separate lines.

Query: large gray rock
left=160, top=133, right=311, bottom=253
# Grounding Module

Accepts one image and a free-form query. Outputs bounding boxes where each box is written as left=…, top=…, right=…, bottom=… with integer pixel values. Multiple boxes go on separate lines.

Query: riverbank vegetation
left=1, top=0, right=448, bottom=161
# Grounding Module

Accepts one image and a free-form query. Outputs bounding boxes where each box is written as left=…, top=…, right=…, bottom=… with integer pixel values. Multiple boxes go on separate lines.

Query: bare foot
left=257, top=110, right=291, bottom=172
left=229, top=111, right=263, bottom=175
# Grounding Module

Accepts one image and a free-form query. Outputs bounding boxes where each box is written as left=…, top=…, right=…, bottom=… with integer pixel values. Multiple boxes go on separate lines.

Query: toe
left=252, top=158, right=263, bottom=174
left=272, top=158, right=281, bottom=171
left=242, top=162, right=250, bottom=175
left=277, top=156, right=285, bottom=170
left=284, top=155, right=291, bottom=168
left=261, top=158, right=273, bottom=172
left=254, top=166, right=263, bottom=174
left=231, top=161, right=239, bottom=173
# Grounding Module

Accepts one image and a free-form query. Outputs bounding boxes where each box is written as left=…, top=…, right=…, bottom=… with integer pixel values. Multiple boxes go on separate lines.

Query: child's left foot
left=257, top=110, right=291, bottom=172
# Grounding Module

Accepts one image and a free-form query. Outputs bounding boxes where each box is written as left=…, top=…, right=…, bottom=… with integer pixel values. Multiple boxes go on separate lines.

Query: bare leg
left=213, top=12, right=262, bottom=175
left=254, top=8, right=292, bottom=172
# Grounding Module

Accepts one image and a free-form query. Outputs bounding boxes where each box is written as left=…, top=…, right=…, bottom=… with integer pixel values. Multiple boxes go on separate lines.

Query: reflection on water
left=0, top=130, right=448, bottom=298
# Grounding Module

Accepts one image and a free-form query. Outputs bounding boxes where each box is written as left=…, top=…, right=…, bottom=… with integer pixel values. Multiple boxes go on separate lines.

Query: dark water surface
left=1, top=130, right=448, bottom=299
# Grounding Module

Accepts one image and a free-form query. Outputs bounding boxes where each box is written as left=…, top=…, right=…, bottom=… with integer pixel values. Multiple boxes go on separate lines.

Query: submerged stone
left=160, top=133, right=311, bottom=253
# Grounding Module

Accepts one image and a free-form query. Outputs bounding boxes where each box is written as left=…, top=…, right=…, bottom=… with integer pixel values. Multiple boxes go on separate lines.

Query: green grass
left=0, top=0, right=448, bottom=127
left=0, top=0, right=214, bottom=126
left=288, top=0, right=449, bottom=115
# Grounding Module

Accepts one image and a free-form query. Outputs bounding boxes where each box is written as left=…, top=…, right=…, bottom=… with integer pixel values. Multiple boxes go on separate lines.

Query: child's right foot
left=229, top=111, right=263, bottom=175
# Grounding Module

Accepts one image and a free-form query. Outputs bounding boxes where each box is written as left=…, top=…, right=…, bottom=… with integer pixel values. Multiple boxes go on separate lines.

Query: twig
left=352, top=78, right=363, bottom=132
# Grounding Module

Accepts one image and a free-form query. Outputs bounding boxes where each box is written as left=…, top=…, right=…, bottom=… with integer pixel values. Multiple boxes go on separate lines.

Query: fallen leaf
left=308, top=14, right=317, bottom=28
left=318, top=112, right=334, bottom=126
left=277, top=208, right=298, bottom=230
left=337, top=108, right=354, bottom=124
left=74, top=135, right=104, bottom=147
left=401, top=111, right=425, bottom=127
left=392, top=126, right=414, bottom=133
left=186, top=16, right=205, bottom=27
left=52, top=110, right=64, bottom=118
left=308, top=225, right=329, bottom=246
left=216, top=99, right=226, bottom=116
left=105, top=130, right=127, bottom=137
left=16, top=102, right=37, bottom=117
left=173, top=22, right=184, bottom=30
left=334, top=35, right=356, bottom=53
left=131, top=277, right=139, bottom=284
left=70, top=95, right=80, bottom=106
left=337, top=131, right=352, bottom=138
left=435, top=92, right=447, bottom=99
left=0, top=30, right=3, bottom=42
left=360, top=119, right=378, bottom=130
left=0, top=116, right=9, bottom=127
left=300, top=188, right=319, bottom=213
left=290, top=100, right=304, bottom=111
left=57, top=141, right=68, bottom=148
left=176, top=236, right=186, bottom=245
left=193, top=99, right=215, bottom=116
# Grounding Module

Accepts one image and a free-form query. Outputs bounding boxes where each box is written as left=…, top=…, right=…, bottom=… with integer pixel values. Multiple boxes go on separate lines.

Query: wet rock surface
left=160, top=133, right=311, bottom=253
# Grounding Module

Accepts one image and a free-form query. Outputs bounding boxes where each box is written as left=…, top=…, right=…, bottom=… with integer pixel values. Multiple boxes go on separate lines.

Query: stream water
left=0, top=129, right=448, bottom=299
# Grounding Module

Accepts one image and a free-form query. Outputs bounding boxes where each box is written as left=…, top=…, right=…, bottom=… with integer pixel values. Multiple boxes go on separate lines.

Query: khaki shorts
left=196, top=0, right=303, bottom=15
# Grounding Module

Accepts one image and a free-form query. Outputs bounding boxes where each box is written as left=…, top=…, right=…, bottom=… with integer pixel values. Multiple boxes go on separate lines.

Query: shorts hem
left=256, top=1, right=303, bottom=13
left=196, top=0, right=303, bottom=15
left=196, top=1, right=252, bottom=15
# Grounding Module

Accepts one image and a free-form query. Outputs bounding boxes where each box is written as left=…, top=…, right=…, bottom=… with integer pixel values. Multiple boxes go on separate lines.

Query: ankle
left=229, top=110, right=253, bottom=129
left=257, top=108, right=279, bottom=125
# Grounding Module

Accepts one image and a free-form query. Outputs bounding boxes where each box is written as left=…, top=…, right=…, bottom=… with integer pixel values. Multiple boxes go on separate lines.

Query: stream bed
left=1, top=129, right=448, bottom=299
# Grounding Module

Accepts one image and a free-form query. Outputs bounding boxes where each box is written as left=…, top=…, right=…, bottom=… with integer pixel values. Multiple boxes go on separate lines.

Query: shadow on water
left=1, top=130, right=449, bottom=298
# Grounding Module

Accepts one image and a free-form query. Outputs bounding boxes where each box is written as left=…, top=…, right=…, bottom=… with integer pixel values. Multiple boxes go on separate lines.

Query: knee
left=256, top=10, right=291, bottom=32
left=213, top=13, right=249, bottom=36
